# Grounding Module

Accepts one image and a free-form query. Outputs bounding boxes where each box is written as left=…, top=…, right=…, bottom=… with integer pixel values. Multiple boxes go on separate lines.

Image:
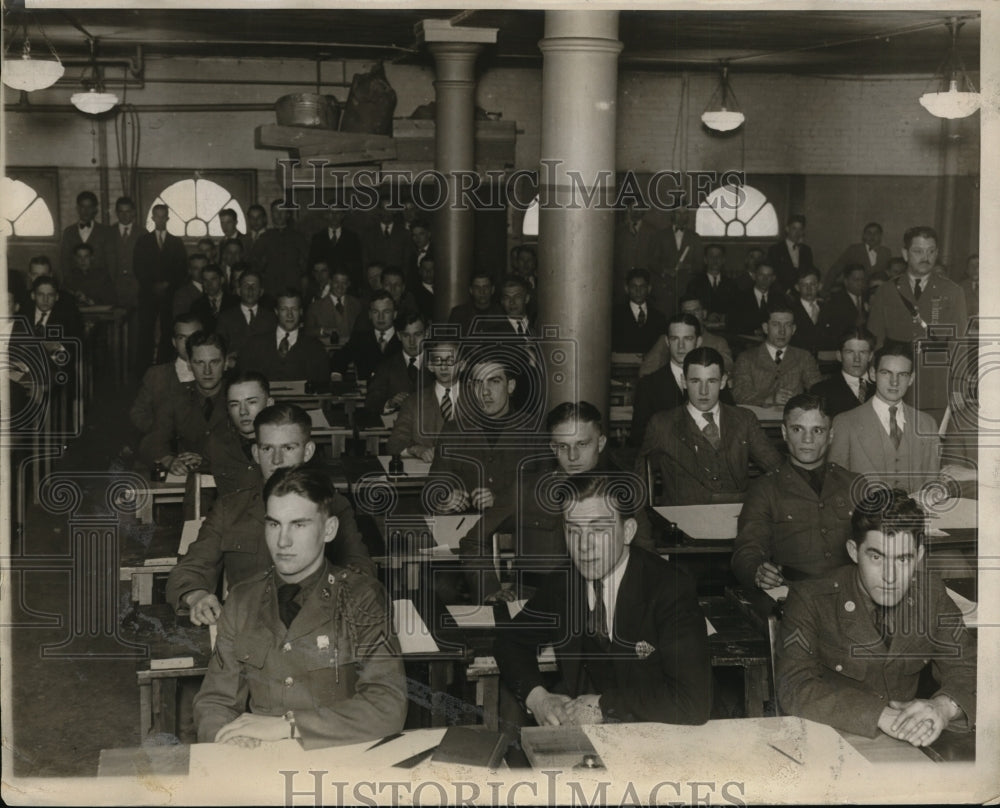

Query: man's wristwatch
left=284, top=710, right=296, bottom=738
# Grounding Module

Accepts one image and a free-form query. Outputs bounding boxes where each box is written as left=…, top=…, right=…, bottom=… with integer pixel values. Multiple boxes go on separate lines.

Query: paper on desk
left=705, top=618, right=718, bottom=637
left=508, top=599, right=528, bottom=619
left=654, top=504, right=742, bottom=540
left=381, top=412, right=397, bottom=429
left=178, top=517, right=205, bottom=555
left=423, top=513, right=481, bottom=549
left=765, top=585, right=790, bottom=602
left=165, top=472, right=187, bottom=484
left=306, top=408, right=329, bottom=429
left=377, top=456, right=432, bottom=476
left=538, top=645, right=556, bottom=664
left=270, top=380, right=306, bottom=395
left=446, top=604, right=496, bottom=629
left=945, top=587, right=977, bottom=628
left=392, top=599, right=440, bottom=653
left=930, top=498, right=977, bottom=531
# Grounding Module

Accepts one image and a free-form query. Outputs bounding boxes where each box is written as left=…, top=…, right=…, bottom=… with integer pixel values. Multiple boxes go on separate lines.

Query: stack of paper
left=392, top=599, right=440, bottom=653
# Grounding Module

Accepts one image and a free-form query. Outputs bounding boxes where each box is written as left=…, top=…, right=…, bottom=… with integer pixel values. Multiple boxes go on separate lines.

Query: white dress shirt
left=174, top=356, right=195, bottom=384
left=629, top=301, right=647, bottom=323
left=686, top=401, right=722, bottom=432
left=586, top=549, right=629, bottom=639
left=871, top=395, right=906, bottom=437
left=841, top=371, right=865, bottom=400
left=241, top=304, right=258, bottom=325
left=276, top=326, right=299, bottom=350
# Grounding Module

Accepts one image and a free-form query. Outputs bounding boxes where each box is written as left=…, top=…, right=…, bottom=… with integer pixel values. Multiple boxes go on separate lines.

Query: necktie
left=913, top=278, right=923, bottom=301
left=889, top=404, right=902, bottom=449
left=775, top=349, right=783, bottom=365
left=857, top=378, right=868, bottom=403
left=247, top=307, right=255, bottom=325
left=121, top=226, right=130, bottom=239
left=760, top=293, right=768, bottom=311
left=702, top=411, right=721, bottom=450
left=440, top=387, right=454, bottom=421
left=589, top=581, right=610, bottom=648
left=872, top=605, right=894, bottom=647
left=277, top=583, right=301, bottom=629
left=516, top=320, right=525, bottom=336
left=211, top=297, right=219, bottom=315
left=157, top=231, right=165, bottom=249
left=383, top=224, right=391, bottom=240
left=34, top=313, right=47, bottom=337
left=278, top=333, right=290, bottom=358
left=407, top=356, right=418, bottom=384
left=201, top=395, right=214, bottom=421
left=710, top=275, right=717, bottom=290
left=334, top=297, right=344, bottom=314
left=637, top=307, right=646, bottom=327
left=377, top=331, right=387, bottom=352
left=808, top=301, right=818, bottom=324
left=80, top=221, right=92, bottom=231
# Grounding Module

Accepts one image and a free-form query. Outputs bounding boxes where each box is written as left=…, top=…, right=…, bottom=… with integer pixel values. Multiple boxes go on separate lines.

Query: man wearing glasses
left=386, top=340, right=460, bottom=461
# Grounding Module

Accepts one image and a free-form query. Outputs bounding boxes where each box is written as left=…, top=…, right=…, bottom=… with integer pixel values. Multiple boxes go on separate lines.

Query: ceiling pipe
left=5, top=100, right=275, bottom=113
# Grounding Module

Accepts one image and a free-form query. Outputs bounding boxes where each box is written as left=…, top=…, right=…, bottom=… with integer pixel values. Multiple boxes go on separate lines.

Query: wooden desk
left=342, top=454, right=430, bottom=499
left=118, top=523, right=188, bottom=604
left=738, top=404, right=785, bottom=428
left=80, top=304, right=128, bottom=387
left=353, top=407, right=398, bottom=453
left=129, top=472, right=216, bottom=524
left=649, top=503, right=741, bottom=556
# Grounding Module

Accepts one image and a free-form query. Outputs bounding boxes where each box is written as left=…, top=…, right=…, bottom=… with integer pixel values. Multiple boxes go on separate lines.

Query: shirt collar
left=668, top=360, right=685, bottom=389
left=277, top=325, right=299, bottom=345
left=841, top=369, right=863, bottom=394
left=435, top=380, right=457, bottom=402
left=174, top=356, right=195, bottom=383
left=764, top=342, right=783, bottom=361
left=871, top=394, right=906, bottom=430
left=629, top=300, right=647, bottom=318
left=376, top=326, right=395, bottom=341
left=786, top=239, right=799, bottom=252
left=686, top=401, right=721, bottom=430
left=587, top=548, right=630, bottom=639
left=405, top=352, right=423, bottom=369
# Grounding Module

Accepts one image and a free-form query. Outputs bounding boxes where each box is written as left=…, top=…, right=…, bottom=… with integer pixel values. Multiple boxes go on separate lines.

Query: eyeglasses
left=427, top=356, right=457, bottom=367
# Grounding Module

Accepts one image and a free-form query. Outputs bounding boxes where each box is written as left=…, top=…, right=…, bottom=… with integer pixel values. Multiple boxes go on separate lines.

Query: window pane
left=1, top=178, right=55, bottom=237
left=160, top=179, right=196, bottom=216
left=745, top=203, right=779, bottom=237
left=696, top=183, right=779, bottom=239
left=186, top=219, right=208, bottom=238
left=194, top=179, right=231, bottom=222
left=2, top=178, right=37, bottom=222
left=15, top=197, right=56, bottom=237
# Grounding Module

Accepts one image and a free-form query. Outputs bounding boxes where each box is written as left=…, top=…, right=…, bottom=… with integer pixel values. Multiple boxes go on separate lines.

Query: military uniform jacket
left=730, top=343, right=823, bottom=406
left=867, top=273, right=968, bottom=344
left=494, top=547, right=712, bottom=725
left=637, top=403, right=783, bottom=506
left=731, top=461, right=857, bottom=590
left=776, top=564, right=976, bottom=738
left=129, top=361, right=187, bottom=434
left=205, top=421, right=259, bottom=498
left=166, top=481, right=375, bottom=609
left=193, top=560, right=407, bottom=749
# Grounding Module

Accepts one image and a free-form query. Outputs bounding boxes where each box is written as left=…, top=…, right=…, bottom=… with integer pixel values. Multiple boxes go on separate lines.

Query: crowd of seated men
left=9, top=192, right=976, bottom=754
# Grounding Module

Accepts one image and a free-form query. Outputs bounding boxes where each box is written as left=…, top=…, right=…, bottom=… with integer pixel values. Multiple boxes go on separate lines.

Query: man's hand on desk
left=526, top=687, right=571, bottom=726
left=215, top=713, right=292, bottom=744
left=470, top=487, right=495, bottom=510
left=185, top=591, right=223, bottom=625
left=773, top=388, right=794, bottom=406
left=404, top=445, right=435, bottom=463
left=754, top=561, right=785, bottom=590
left=383, top=392, right=410, bottom=413
left=165, top=452, right=203, bottom=476
left=437, top=489, right=470, bottom=514
left=484, top=587, right=518, bottom=604
left=883, top=697, right=958, bottom=747
left=564, top=695, right=603, bottom=726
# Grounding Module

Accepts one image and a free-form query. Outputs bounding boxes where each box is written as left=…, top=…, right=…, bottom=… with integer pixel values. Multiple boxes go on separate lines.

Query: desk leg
left=743, top=663, right=768, bottom=718
left=160, top=678, right=179, bottom=740
left=138, top=679, right=152, bottom=739
left=428, top=661, right=449, bottom=728
left=479, top=674, right=500, bottom=731
left=132, top=572, right=153, bottom=605
left=330, top=434, right=345, bottom=459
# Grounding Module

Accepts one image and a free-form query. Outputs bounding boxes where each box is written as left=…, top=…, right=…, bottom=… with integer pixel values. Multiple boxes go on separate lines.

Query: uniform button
left=824, top=551, right=831, bottom=558
left=282, top=643, right=292, bottom=652
left=284, top=676, right=294, bottom=686
left=787, top=514, right=793, bottom=520
left=835, top=664, right=843, bottom=672
left=817, top=503, right=824, bottom=509
left=820, top=528, right=828, bottom=534
left=711, top=476, right=719, bottom=481
left=240, top=653, right=250, bottom=660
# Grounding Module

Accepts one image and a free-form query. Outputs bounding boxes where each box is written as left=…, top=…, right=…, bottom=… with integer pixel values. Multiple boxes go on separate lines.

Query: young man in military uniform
left=193, top=466, right=407, bottom=749
left=776, top=490, right=976, bottom=744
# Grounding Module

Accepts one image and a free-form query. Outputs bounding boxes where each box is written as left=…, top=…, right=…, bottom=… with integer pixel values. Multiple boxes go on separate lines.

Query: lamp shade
left=2, top=55, right=64, bottom=91
left=919, top=80, right=981, bottom=119
left=71, top=89, right=119, bottom=115
left=701, top=109, right=745, bottom=132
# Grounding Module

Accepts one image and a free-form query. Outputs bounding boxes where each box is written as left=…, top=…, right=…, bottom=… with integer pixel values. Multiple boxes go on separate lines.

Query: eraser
left=151, top=656, right=195, bottom=670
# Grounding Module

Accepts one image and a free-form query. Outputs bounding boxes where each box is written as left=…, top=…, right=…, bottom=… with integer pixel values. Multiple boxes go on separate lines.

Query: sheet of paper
left=945, top=587, right=977, bottom=628
left=377, top=456, right=432, bottom=476
left=143, top=557, right=177, bottom=566
left=507, top=599, right=528, bottom=619
left=446, top=604, right=496, bottom=629
left=306, top=408, right=329, bottom=429
left=381, top=412, right=398, bottom=429
left=164, top=472, right=187, bottom=485
left=424, top=513, right=481, bottom=549
left=931, top=498, right=977, bottom=531
left=538, top=645, right=556, bottom=664
left=270, top=380, right=306, bottom=395
left=392, top=599, right=440, bottom=654
left=654, top=504, right=742, bottom=540
left=178, top=517, right=206, bottom=555
left=705, top=618, right=718, bottom=637
left=765, top=585, right=790, bottom=602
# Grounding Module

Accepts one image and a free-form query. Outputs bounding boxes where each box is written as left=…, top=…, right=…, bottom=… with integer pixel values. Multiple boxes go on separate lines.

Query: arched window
left=521, top=194, right=540, bottom=237
left=1, top=177, right=55, bottom=237
left=145, top=179, right=246, bottom=238
left=695, top=183, right=778, bottom=238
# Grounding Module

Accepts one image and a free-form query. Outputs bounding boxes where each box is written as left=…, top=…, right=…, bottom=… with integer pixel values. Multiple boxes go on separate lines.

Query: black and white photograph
left=1, top=1, right=996, bottom=804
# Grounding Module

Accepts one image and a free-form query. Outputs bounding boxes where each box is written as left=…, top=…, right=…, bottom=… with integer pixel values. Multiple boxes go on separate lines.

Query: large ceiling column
left=537, top=12, right=622, bottom=418
left=419, top=21, right=497, bottom=323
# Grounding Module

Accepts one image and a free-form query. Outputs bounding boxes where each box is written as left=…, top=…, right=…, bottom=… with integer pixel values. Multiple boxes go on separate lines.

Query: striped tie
left=440, top=387, right=453, bottom=421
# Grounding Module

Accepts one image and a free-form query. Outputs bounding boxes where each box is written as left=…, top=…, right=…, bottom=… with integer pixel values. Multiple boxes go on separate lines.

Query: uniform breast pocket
left=234, top=633, right=273, bottom=710
left=304, top=642, right=356, bottom=703
left=817, top=640, right=868, bottom=683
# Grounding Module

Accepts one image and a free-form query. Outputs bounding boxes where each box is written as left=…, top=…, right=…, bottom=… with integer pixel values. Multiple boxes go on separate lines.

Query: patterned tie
left=702, top=410, right=721, bottom=450
left=637, top=307, right=646, bottom=327
left=857, top=378, right=868, bottom=403
left=440, top=387, right=454, bottom=421
left=913, top=278, right=923, bottom=301
left=277, top=583, right=301, bottom=629
left=775, top=349, right=783, bottom=365
left=516, top=320, right=526, bottom=336
left=589, top=581, right=610, bottom=649
left=889, top=405, right=902, bottom=449
left=407, top=356, right=418, bottom=384
left=377, top=331, right=387, bottom=352
left=278, top=334, right=290, bottom=358
left=34, top=312, right=48, bottom=337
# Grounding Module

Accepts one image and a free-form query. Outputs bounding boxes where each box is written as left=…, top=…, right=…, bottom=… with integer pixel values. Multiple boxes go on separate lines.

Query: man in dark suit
left=244, top=203, right=268, bottom=251
left=137, top=330, right=233, bottom=475
left=23, top=275, right=84, bottom=342
left=64, top=243, right=116, bottom=306
left=172, top=253, right=209, bottom=317
left=110, top=197, right=142, bottom=371
left=728, top=261, right=777, bottom=337
left=134, top=203, right=189, bottom=369
left=776, top=490, right=976, bottom=743
left=215, top=268, right=278, bottom=361
left=494, top=473, right=712, bottom=727
left=408, top=218, right=433, bottom=287
left=471, top=274, right=534, bottom=337
left=254, top=200, right=309, bottom=300
left=767, top=214, right=815, bottom=292
left=362, top=199, right=412, bottom=271
left=823, top=221, right=892, bottom=295
left=205, top=370, right=274, bottom=498
left=217, top=208, right=245, bottom=250
left=819, top=263, right=870, bottom=346
left=218, top=239, right=244, bottom=292
left=130, top=313, right=204, bottom=435
left=386, top=340, right=460, bottom=460
left=636, top=347, right=782, bottom=505
left=59, top=190, right=115, bottom=286
left=629, top=313, right=699, bottom=447
left=24, top=259, right=84, bottom=340
left=661, top=207, right=704, bottom=299
left=307, top=208, right=363, bottom=287
left=412, top=255, right=436, bottom=322
left=731, top=393, right=857, bottom=591
left=685, top=244, right=738, bottom=329
left=612, top=268, right=669, bottom=354
left=639, top=294, right=734, bottom=377
left=614, top=204, right=666, bottom=308
left=240, top=288, right=329, bottom=389
left=734, top=247, right=765, bottom=293
left=448, top=270, right=501, bottom=337
left=166, top=403, right=374, bottom=624
left=190, top=264, right=239, bottom=332
left=304, top=266, right=361, bottom=344
left=379, top=265, right=419, bottom=319
left=789, top=268, right=826, bottom=355
left=363, top=311, right=430, bottom=413
left=810, top=327, right=875, bottom=418
left=331, top=290, right=400, bottom=382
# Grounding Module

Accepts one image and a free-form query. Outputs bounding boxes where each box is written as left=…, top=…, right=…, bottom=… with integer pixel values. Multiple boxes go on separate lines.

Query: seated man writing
left=494, top=474, right=712, bottom=726
left=776, top=489, right=976, bottom=744
left=193, top=466, right=407, bottom=749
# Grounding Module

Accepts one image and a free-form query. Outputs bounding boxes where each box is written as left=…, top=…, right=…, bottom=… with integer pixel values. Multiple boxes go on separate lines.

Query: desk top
left=652, top=503, right=742, bottom=541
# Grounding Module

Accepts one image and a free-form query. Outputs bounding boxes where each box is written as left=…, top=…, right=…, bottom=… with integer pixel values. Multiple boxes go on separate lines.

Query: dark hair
left=666, top=312, right=702, bottom=338
left=174, top=312, right=205, bottom=330
left=28, top=255, right=52, bottom=269
left=76, top=191, right=98, bottom=206
left=851, top=487, right=926, bottom=548
left=201, top=263, right=224, bottom=279
left=115, top=196, right=135, bottom=209
left=559, top=473, right=644, bottom=521
left=469, top=269, right=494, bottom=284
left=395, top=310, right=428, bottom=332
left=263, top=466, right=338, bottom=520
left=73, top=243, right=94, bottom=255
left=219, top=208, right=238, bottom=221
left=221, top=238, right=243, bottom=252
left=545, top=401, right=604, bottom=435
left=754, top=261, right=776, bottom=277
left=903, top=226, right=938, bottom=249
left=410, top=218, right=431, bottom=231
left=368, top=289, right=395, bottom=309
left=836, top=327, right=876, bottom=352
left=863, top=222, right=883, bottom=234
left=682, top=346, right=725, bottom=376
left=237, top=266, right=261, bottom=284
left=225, top=369, right=270, bottom=398
left=873, top=341, right=914, bottom=371
left=329, top=266, right=351, bottom=280
left=188, top=253, right=208, bottom=265
left=764, top=299, right=795, bottom=318
left=381, top=266, right=406, bottom=284
left=253, top=402, right=312, bottom=439
left=843, top=262, right=868, bottom=279
left=704, top=243, right=726, bottom=256
left=679, top=293, right=706, bottom=310
left=152, top=203, right=168, bottom=216
left=274, top=287, right=303, bottom=307
left=186, top=330, right=229, bottom=357
left=626, top=268, right=651, bottom=285
left=787, top=214, right=806, bottom=227
left=782, top=392, right=830, bottom=425
left=499, top=274, right=529, bottom=293
left=247, top=203, right=266, bottom=217
left=31, top=275, right=58, bottom=293
left=796, top=267, right=820, bottom=283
